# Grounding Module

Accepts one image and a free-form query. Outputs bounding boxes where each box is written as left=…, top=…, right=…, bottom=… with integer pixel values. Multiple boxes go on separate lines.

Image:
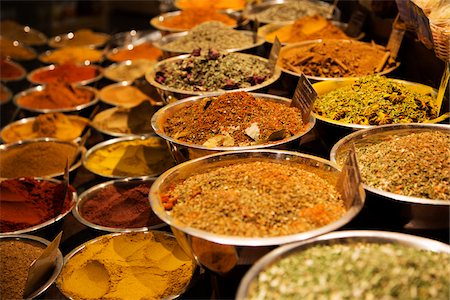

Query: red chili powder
left=30, top=63, right=98, bottom=84
left=0, top=60, right=24, bottom=80
left=0, top=178, right=74, bottom=233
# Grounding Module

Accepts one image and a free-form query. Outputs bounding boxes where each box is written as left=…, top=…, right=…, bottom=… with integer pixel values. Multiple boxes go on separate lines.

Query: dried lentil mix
left=313, top=76, right=438, bottom=125
left=247, top=242, right=450, bottom=300
left=355, top=131, right=450, bottom=200
left=161, top=161, right=345, bottom=237
left=155, top=51, right=272, bottom=92
left=279, top=40, right=396, bottom=78
left=163, top=92, right=303, bottom=147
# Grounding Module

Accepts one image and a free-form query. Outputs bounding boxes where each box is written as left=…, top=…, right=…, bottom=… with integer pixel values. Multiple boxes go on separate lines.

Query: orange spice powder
left=160, top=8, right=236, bottom=31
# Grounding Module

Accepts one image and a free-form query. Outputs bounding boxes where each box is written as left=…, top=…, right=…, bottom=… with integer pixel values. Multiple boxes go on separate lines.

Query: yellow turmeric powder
left=40, top=46, right=103, bottom=64
left=57, top=231, right=196, bottom=300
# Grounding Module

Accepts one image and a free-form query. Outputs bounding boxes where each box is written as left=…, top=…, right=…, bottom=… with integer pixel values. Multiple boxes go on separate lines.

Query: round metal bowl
left=0, top=83, right=12, bottom=105
left=0, top=20, right=48, bottom=46
left=0, top=234, right=63, bottom=298
left=73, top=177, right=166, bottom=233
left=27, top=62, right=103, bottom=86
left=48, top=31, right=110, bottom=48
left=174, top=0, right=247, bottom=11
left=330, top=123, right=450, bottom=229
left=0, top=114, right=89, bottom=144
left=278, top=39, right=400, bottom=81
left=103, top=59, right=155, bottom=83
left=244, top=0, right=341, bottom=24
left=13, top=84, right=99, bottom=114
left=236, top=230, right=450, bottom=299
left=0, top=177, right=77, bottom=235
left=83, top=135, right=175, bottom=179
left=0, top=37, right=37, bottom=61
left=99, top=81, right=158, bottom=107
left=146, top=53, right=282, bottom=103
left=149, top=150, right=365, bottom=273
left=154, top=30, right=265, bottom=58
left=38, top=47, right=104, bottom=65
left=106, top=30, right=162, bottom=52
left=151, top=92, right=315, bottom=162
left=57, top=231, right=197, bottom=300
left=0, top=138, right=85, bottom=179
left=0, top=59, right=27, bottom=82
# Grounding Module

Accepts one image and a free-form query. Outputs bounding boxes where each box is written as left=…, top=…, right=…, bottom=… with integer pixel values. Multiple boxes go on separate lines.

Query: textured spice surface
left=0, top=240, right=44, bottom=300
left=40, top=46, right=103, bottom=64
left=99, top=84, right=150, bottom=107
left=160, top=8, right=236, bottom=31
left=0, top=59, right=25, bottom=80
left=162, top=161, right=345, bottom=237
left=314, top=76, right=438, bottom=125
left=108, top=42, right=162, bottom=62
left=176, top=0, right=246, bottom=10
left=355, top=131, right=450, bottom=200
left=57, top=232, right=195, bottom=300
left=248, top=242, right=450, bottom=300
left=0, top=37, right=36, bottom=60
left=104, top=59, right=154, bottom=82
left=30, top=63, right=99, bottom=84
left=163, top=92, right=303, bottom=147
left=155, top=51, right=272, bottom=92
left=0, top=20, right=46, bottom=46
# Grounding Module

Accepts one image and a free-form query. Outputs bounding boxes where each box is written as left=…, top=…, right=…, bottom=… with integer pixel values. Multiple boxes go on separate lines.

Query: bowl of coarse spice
left=331, top=123, right=450, bottom=229
left=151, top=91, right=315, bottom=163
left=149, top=150, right=365, bottom=274
left=237, top=230, right=450, bottom=300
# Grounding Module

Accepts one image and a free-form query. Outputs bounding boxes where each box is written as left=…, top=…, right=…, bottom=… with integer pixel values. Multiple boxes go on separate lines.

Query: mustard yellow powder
left=57, top=231, right=196, bottom=300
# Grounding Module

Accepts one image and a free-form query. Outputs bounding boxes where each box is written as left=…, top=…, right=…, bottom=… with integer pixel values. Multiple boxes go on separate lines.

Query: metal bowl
left=83, top=135, right=175, bottom=179
left=0, top=59, right=26, bottom=82
left=278, top=39, right=400, bottom=81
left=99, top=81, right=159, bottom=107
left=0, top=138, right=85, bottom=179
left=27, top=62, right=103, bottom=86
left=0, top=177, right=77, bottom=235
left=103, top=59, right=155, bottom=83
left=38, top=47, right=104, bottom=65
left=57, top=231, right=197, bottom=300
left=0, top=37, right=37, bottom=61
left=236, top=230, right=450, bottom=299
left=0, top=234, right=63, bottom=298
left=13, top=84, right=99, bottom=114
left=154, top=30, right=265, bottom=58
left=0, top=115, right=89, bottom=144
left=0, top=20, right=48, bottom=46
left=174, top=0, right=247, bottom=11
left=330, top=123, right=450, bottom=229
left=146, top=53, right=282, bottom=103
left=151, top=92, right=315, bottom=162
left=73, top=177, right=166, bottom=233
left=0, top=83, right=12, bottom=105
left=149, top=150, right=365, bottom=273
left=48, top=31, right=110, bottom=48
left=106, top=30, right=162, bottom=52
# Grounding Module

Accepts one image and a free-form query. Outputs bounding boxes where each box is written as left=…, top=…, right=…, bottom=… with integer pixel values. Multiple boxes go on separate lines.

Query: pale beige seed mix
left=162, top=161, right=345, bottom=237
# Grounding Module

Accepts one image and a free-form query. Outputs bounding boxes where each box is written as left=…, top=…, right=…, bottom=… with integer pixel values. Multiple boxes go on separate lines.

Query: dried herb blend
left=162, top=161, right=345, bottom=237
left=355, top=130, right=450, bottom=200
left=247, top=242, right=450, bottom=300
left=154, top=51, right=272, bottom=92
left=314, top=76, right=438, bottom=125
left=163, top=92, right=303, bottom=147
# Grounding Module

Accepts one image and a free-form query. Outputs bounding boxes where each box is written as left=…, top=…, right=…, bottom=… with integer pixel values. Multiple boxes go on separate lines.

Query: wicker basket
left=430, top=22, right=450, bottom=62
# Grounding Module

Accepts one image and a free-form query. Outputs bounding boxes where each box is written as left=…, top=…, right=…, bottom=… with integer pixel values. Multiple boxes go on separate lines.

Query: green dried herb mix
left=248, top=243, right=450, bottom=300
left=313, top=76, right=438, bottom=125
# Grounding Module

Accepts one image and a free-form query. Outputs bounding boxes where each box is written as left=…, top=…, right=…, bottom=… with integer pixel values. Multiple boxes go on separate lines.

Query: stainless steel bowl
left=103, top=59, right=155, bottom=83
left=13, top=84, right=99, bottom=114
left=149, top=150, right=365, bottom=274
left=151, top=92, right=315, bottom=162
left=146, top=53, right=282, bottom=103
left=106, top=30, right=162, bottom=53
left=27, top=62, right=103, bottom=86
left=0, top=37, right=37, bottom=61
left=236, top=230, right=450, bottom=299
left=38, top=47, right=104, bottom=65
left=0, top=21, right=48, bottom=46
left=73, top=177, right=166, bottom=233
left=0, top=83, right=12, bottom=105
left=330, top=123, right=450, bottom=229
left=0, top=234, right=64, bottom=298
left=0, top=59, right=26, bottom=82
left=48, top=31, right=110, bottom=48
left=0, top=177, right=77, bottom=235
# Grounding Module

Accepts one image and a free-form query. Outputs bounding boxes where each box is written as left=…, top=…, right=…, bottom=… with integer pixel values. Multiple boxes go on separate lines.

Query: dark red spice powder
left=0, top=60, right=24, bottom=80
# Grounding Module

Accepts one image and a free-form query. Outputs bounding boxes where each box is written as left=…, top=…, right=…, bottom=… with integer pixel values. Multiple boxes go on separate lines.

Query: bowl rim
left=0, top=177, right=77, bottom=235
left=330, top=123, right=450, bottom=205
left=236, top=229, right=450, bottom=299
left=0, top=83, right=13, bottom=105
left=145, top=52, right=282, bottom=96
left=0, top=59, right=27, bottom=82
left=151, top=92, right=315, bottom=151
left=0, top=233, right=64, bottom=298
left=149, top=149, right=365, bottom=246
left=27, top=62, right=103, bottom=86
left=99, top=81, right=149, bottom=107
left=73, top=176, right=167, bottom=233
left=48, top=30, right=111, bottom=48
left=0, top=36, right=38, bottom=61
left=13, top=84, right=99, bottom=113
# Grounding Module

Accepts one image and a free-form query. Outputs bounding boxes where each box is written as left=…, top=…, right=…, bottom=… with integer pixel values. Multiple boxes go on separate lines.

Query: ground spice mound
left=0, top=240, right=44, bottom=300
left=160, top=8, right=236, bottom=31
left=108, top=42, right=162, bottom=62
left=176, top=0, right=246, bottom=10
left=355, top=131, right=450, bottom=200
left=51, top=29, right=109, bottom=48
left=163, top=91, right=304, bottom=147
left=30, top=63, right=99, bottom=84
left=0, top=37, right=36, bottom=60
left=40, top=46, right=103, bottom=64
left=279, top=39, right=396, bottom=78
left=162, top=161, right=345, bottom=237
left=0, top=60, right=24, bottom=80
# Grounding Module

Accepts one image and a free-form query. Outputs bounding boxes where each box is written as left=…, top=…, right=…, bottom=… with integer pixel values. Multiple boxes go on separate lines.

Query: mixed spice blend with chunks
left=163, top=91, right=304, bottom=147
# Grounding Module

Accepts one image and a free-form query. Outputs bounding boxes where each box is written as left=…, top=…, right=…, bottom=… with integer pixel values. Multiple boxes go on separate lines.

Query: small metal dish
left=27, top=62, right=103, bottom=85
left=146, top=53, right=282, bottom=103
left=236, top=230, right=450, bottom=299
left=38, top=47, right=104, bottom=65
left=330, top=123, right=450, bottom=229
left=106, top=30, right=162, bottom=51
left=151, top=92, right=315, bottom=162
left=0, top=234, right=64, bottom=298
left=99, top=81, right=158, bottom=107
left=73, top=177, right=166, bottom=233
left=103, top=59, right=155, bottom=83
left=14, top=84, right=99, bottom=114
left=0, top=83, right=12, bottom=105
left=149, top=150, right=365, bottom=273
left=0, top=20, right=48, bottom=46
left=0, top=59, right=27, bottom=82
left=0, top=37, right=37, bottom=61
left=48, top=31, right=110, bottom=48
